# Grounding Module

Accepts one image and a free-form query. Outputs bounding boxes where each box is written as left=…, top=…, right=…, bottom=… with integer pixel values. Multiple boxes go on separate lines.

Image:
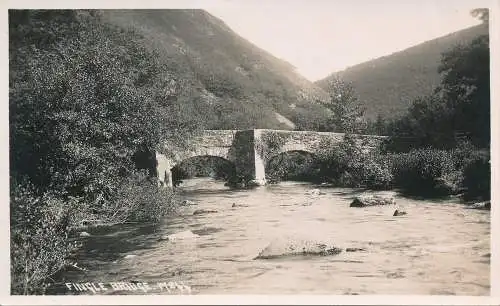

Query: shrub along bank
left=268, top=135, right=490, bottom=201
left=10, top=171, right=182, bottom=295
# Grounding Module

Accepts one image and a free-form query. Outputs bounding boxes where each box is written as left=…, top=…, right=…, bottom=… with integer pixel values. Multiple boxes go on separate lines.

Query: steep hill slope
left=100, top=9, right=330, bottom=130
left=315, top=24, right=488, bottom=120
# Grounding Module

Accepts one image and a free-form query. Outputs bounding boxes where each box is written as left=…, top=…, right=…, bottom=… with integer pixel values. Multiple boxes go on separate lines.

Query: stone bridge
left=155, top=129, right=387, bottom=187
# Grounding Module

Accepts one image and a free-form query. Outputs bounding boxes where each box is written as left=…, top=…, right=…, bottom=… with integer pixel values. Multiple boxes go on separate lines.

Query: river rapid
left=57, top=178, right=490, bottom=295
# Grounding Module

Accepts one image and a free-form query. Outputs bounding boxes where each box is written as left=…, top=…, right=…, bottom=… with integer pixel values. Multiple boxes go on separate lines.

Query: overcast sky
left=205, top=0, right=490, bottom=81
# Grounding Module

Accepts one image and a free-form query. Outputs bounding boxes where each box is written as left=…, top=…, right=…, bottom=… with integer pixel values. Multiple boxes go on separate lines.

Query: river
left=55, top=178, right=490, bottom=295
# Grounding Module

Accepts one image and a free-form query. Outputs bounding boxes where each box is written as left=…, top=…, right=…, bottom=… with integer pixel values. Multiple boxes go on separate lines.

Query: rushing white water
left=57, top=178, right=490, bottom=295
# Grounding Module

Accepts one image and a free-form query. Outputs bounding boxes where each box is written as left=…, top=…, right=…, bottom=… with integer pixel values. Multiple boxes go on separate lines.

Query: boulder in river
left=469, top=201, right=490, bottom=210
left=393, top=209, right=407, bottom=216
left=160, top=230, right=199, bottom=241
left=254, top=238, right=342, bottom=259
left=350, top=195, right=396, bottom=207
left=193, top=209, right=218, bottom=215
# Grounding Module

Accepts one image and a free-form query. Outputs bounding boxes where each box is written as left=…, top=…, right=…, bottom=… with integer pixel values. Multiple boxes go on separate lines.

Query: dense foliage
left=10, top=183, right=78, bottom=295
left=9, top=10, right=194, bottom=294
left=460, top=150, right=490, bottom=200
left=315, top=135, right=393, bottom=189
left=386, top=33, right=490, bottom=149
left=388, top=149, right=460, bottom=196
left=10, top=10, right=197, bottom=200
left=266, top=135, right=489, bottom=201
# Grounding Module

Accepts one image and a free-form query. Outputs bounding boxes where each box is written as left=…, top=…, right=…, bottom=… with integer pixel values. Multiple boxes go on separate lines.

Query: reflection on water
left=54, top=178, right=490, bottom=295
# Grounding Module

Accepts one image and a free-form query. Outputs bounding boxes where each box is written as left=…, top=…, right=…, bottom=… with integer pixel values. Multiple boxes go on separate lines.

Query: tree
left=387, top=23, right=489, bottom=150
left=471, top=8, right=489, bottom=23
left=9, top=10, right=205, bottom=295
left=324, top=77, right=365, bottom=133
left=389, top=95, right=455, bottom=149
left=437, top=34, right=490, bottom=147
left=365, top=114, right=390, bottom=135
left=9, top=10, right=198, bottom=203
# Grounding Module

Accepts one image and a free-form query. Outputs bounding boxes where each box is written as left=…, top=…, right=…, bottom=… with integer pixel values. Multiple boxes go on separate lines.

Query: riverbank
left=10, top=177, right=183, bottom=295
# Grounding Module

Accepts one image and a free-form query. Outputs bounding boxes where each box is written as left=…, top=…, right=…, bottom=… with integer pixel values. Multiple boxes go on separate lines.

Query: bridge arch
left=170, top=155, right=237, bottom=184
left=265, top=149, right=321, bottom=183
left=168, top=144, right=233, bottom=168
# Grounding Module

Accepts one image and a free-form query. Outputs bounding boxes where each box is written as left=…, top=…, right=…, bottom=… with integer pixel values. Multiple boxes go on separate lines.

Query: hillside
left=99, top=9, right=330, bottom=130
left=315, top=23, right=489, bottom=120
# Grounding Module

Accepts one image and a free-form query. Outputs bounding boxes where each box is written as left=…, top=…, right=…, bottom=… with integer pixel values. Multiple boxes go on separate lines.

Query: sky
left=205, top=0, right=490, bottom=81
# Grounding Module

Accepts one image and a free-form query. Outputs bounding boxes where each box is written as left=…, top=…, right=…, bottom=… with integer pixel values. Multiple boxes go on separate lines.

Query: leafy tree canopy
left=324, top=77, right=365, bottom=133
left=471, top=8, right=489, bottom=23
left=9, top=10, right=199, bottom=203
left=387, top=17, right=489, bottom=150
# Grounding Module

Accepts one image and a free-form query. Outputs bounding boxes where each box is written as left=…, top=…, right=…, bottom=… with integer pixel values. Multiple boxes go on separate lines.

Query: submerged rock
left=345, top=247, right=367, bottom=252
left=393, top=209, right=407, bottom=216
left=191, top=227, right=222, bottom=236
left=350, top=195, right=396, bottom=207
left=160, top=230, right=199, bottom=241
left=193, top=209, right=218, bottom=215
left=254, top=238, right=342, bottom=259
left=469, top=201, right=491, bottom=210
left=306, top=189, right=322, bottom=196
left=231, top=203, right=250, bottom=208
left=181, top=200, right=196, bottom=206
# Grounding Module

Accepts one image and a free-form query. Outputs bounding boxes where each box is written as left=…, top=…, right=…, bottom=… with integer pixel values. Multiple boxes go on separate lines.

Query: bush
left=359, top=155, right=394, bottom=190
left=389, top=148, right=461, bottom=197
left=111, top=171, right=180, bottom=223
left=10, top=183, right=79, bottom=295
left=317, top=135, right=393, bottom=189
left=449, top=142, right=490, bottom=200
left=461, top=152, right=490, bottom=200
left=317, top=137, right=490, bottom=199
left=70, top=171, right=180, bottom=226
